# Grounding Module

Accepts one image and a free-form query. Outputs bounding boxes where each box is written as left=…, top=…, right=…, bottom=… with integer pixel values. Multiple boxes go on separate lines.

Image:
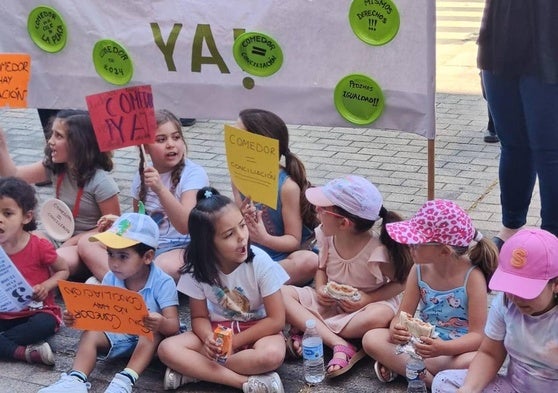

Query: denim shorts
left=99, top=332, right=138, bottom=360
left=155, top=239, right=188, bottom=258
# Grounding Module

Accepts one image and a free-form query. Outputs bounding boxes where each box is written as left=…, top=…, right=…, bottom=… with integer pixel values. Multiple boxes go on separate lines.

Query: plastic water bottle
left=407, top=379, right=428, bottom=393
left=302, top=319, right=325, bottom=384
left=405, top=355, right=426, bottom=381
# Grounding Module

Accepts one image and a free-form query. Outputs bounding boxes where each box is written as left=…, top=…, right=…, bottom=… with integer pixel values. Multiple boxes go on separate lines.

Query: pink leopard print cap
left=386, top=199, right=474, bottom=247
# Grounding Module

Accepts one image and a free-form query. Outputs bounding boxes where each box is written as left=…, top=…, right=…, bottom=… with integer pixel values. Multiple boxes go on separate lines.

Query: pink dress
left=293, top=226, right=400, bottom=333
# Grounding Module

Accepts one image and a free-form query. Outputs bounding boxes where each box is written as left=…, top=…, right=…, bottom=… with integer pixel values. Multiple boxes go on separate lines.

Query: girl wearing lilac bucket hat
left=432, top=228, right=558, bottom=392
left=281, top=175, right=414, bottom=378
left=363, top=199, right=499, bottom=388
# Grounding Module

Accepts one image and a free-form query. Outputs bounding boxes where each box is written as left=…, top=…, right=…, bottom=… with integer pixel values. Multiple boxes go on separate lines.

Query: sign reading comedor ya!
left=0, top=0, right=435, bottom=137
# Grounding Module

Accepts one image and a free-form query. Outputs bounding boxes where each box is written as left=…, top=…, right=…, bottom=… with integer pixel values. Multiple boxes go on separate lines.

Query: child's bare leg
left=77, top=236, right=109, bottom=281
left=282, top=285, right=356, bottom=374
left=225, top=334, right=285, bottom=375
left=72, top=331, right=110, bottom=376
left=338, top=303, right=394, bottom=339
left=363, top=328, right=408, bottom=377
left=158, top=332, right=247, bottom=389
left=154, top=249, right=183, bottom=282
left=280, top=250, right=318, bottom=286
left=57, top=245, right=88, bottom=278
left=125, top=335, right=161, bottom=375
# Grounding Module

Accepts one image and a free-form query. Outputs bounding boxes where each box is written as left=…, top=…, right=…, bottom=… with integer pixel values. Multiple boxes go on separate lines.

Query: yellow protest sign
left=225, top=124, right=279, bottom=209
left=58, top=280, right=153, bottom=340
left=0, top=53, right=31, bottom=108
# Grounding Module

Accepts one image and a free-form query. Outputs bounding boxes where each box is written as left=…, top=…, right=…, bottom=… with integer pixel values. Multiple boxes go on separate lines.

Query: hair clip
left=204, top=190, right=213, bottom=199
left=474, top=230, right=483, bottom=242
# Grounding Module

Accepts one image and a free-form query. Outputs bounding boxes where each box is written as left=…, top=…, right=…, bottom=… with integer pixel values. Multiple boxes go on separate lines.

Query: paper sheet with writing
left=58, top=280, right=153, bottom=340
left=0, top=246, right=34, bottom=312
left=225, top=124, right=279, bottom=209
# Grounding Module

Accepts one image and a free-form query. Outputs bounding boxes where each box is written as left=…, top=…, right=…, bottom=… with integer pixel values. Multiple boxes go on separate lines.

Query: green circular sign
left=348, top=0, right=400, bottom=46
left=27, top=6, right=67, bottom=53
left=92, top=39, right=134, bottom=85
left=232, top=32, right=283, bottom=77
left=334, top=74, right=385, bottom=125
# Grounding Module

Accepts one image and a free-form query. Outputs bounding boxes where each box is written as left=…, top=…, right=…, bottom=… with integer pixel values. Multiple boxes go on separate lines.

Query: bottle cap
left=305, top=319, right=316, bottom=329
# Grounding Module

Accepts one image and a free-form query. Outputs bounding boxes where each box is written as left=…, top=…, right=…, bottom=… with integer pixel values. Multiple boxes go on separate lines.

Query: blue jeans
left=482, top=71, right=558, bottom=236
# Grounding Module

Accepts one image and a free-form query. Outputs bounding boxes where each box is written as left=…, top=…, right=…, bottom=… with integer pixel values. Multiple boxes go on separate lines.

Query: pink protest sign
left=86, top=85, right=156, bottom=151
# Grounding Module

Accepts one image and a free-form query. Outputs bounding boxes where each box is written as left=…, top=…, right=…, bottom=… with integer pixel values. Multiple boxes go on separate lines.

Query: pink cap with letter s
left=489, top=228, right=558, bottom=299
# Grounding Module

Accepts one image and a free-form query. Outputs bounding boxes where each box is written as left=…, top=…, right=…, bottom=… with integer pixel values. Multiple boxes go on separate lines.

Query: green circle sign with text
left=27, top=6, right=68, bottom=53
left=92, top=39, right=134, bottom=85
left=348, top=0, right=400, bottom=46
left=334, top=74, right=385, bottom=125
left=233, top=32, right=283, bottom=77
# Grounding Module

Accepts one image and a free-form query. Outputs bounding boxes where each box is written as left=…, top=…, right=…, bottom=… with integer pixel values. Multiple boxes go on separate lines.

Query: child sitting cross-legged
left=38, top=213, right=180, bottom=393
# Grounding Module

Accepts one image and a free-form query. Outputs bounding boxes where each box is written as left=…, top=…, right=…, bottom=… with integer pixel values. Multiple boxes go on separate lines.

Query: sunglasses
left=316, top=206, right=346, bottom=219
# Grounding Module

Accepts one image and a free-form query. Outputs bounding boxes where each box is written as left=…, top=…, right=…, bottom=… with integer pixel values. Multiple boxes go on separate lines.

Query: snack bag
left=214, top=325, right=233, bottom=364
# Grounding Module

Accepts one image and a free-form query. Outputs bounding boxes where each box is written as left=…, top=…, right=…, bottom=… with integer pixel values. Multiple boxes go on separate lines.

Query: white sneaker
left=163, top=367, right=198, bottom=390
left=85, top=276, right=102, bottom=285
left=25, top=342, right=54, bottom=365
left=104, top=373, right=132, bottom=393
left=242, top=372, right=284, bottom=393
left=37, top=373, right=90, bottom=393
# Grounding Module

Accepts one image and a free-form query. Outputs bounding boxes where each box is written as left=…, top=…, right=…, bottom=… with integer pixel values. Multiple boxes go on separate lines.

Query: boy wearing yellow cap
left=38, top=213, right=180, bottom=393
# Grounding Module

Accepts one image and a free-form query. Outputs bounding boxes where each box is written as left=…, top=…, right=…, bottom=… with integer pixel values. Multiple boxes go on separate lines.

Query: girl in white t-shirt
left=158, top=187, right=288, bottom=392
left=79, top=109, right=208, bottom=282
left=432, top=228, right=558, bottom=393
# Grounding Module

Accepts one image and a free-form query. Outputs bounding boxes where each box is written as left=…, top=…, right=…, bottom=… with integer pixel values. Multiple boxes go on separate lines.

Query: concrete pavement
left=0, top=1, right=542, bottom=392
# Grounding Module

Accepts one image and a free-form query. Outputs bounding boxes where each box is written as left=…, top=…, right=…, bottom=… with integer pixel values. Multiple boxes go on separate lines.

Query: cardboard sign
left=225, top=124, right=279, bottom=209
left=86, top=85, right=156, bottom=152
left=58, top=280, right=153, bottom=340
left=0, top=246, right=34, bottom=312
left=0, top=53, right=31, bottom=108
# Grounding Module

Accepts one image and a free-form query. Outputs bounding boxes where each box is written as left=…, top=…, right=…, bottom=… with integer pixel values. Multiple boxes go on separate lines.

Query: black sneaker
left=180, top=118, right=196, bottom=127
left=483, top=130, right=499, bottom=143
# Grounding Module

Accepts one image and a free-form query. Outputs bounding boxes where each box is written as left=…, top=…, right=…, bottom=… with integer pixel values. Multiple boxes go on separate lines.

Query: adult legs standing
left=483, top=71, right=558, bottom=238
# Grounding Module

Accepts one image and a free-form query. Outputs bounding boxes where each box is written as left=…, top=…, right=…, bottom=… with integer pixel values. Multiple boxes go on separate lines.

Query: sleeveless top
left=252, top=169, right=314, bottom=261
left=417, top=265, right=476, bottom=341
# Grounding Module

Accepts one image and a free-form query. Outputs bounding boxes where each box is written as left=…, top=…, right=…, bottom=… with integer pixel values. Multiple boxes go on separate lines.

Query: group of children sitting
left=0, top=108, right=556, bottom=393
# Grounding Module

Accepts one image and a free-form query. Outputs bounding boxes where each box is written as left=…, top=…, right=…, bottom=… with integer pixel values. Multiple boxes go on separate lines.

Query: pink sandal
left=284, top=330, right=303, bottom=359
left=326, top=344, right=366, bottom=378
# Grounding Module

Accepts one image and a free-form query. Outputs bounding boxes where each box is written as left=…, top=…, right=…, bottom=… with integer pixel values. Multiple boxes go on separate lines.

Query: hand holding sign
left=58, top=280, right=153, bottom=340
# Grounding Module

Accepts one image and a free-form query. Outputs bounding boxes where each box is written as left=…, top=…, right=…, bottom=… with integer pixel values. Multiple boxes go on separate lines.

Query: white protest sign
left=0, top=0, right=435, bottom=137
left=0, top=247, right=34, bottom=312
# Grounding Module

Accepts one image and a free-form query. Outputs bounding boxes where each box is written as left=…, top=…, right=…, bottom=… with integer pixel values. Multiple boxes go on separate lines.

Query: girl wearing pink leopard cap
left=432, top=228, right=558, bottom=392
left=363, top=199, right=498, bottom=388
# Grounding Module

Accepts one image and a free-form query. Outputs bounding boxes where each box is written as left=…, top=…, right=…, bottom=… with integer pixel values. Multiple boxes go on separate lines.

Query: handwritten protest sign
left=0, top=246, right=33, bottom=312
left=85, top=85, right=156, bottom=152
left=58, top=280, right=153, bottom=340
left=0, top=53, right=31, bottom=108
left=225, top=124, right=279, bottom=209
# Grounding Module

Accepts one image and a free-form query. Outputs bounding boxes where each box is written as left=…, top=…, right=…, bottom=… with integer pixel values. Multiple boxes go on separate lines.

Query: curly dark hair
left=0, top=176, right=38, bottom=231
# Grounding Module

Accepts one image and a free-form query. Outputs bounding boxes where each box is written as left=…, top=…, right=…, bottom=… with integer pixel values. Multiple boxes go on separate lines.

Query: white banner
left=0, top=0, right=435, bottom=137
